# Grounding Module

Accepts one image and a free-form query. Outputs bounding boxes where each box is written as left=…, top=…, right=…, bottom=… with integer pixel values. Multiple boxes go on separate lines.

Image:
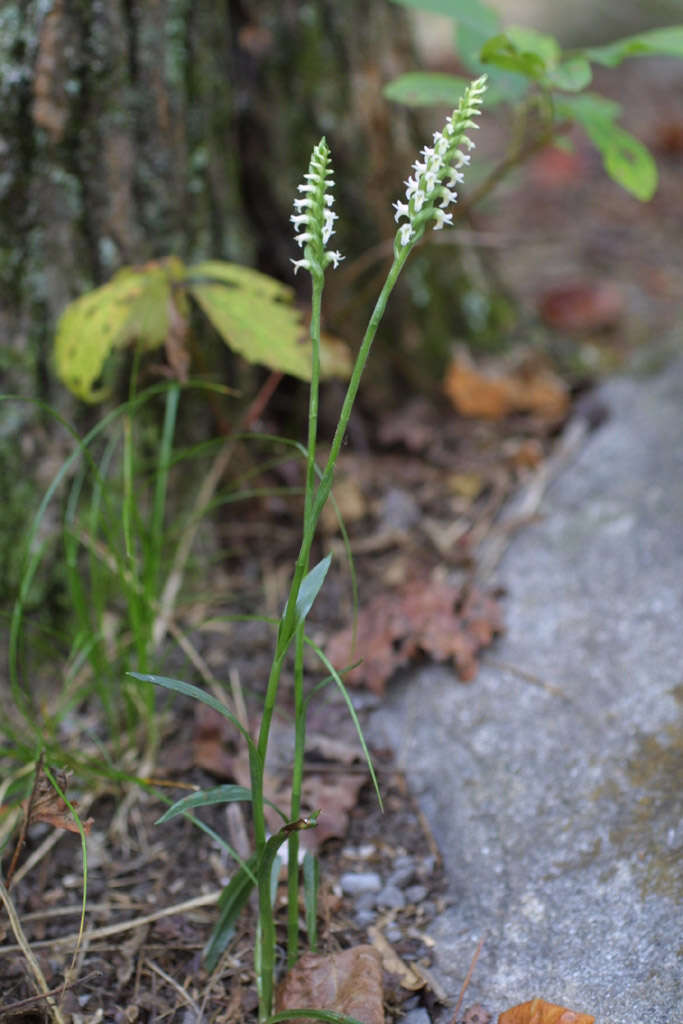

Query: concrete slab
left=369, top=359, right=683, bottom=1024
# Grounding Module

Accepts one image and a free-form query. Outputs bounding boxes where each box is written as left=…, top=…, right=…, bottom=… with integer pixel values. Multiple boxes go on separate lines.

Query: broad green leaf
left=480, top=33, right=547, bottom=80
left=156, top=784, right=252, bottom=824
left=558, top=94, right=657, bottom=200
left=294, top=553, right=332, bottom=625
left=547, top=56, right=592, bottom=92
left=390, top=0, right=498, bottom=34
left=504, top=26, right=560, bottom=68
left=384, top=71, right=471, bottom=107
left=186, top=260, right=350, bottom=382
left=584, top=26, right=683, bottom=67
left=54, top=258, right=184, bottom=402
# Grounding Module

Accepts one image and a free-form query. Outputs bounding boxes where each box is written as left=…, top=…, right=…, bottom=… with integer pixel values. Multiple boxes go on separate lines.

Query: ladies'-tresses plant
left=131, top=75, right=486, bottom=1024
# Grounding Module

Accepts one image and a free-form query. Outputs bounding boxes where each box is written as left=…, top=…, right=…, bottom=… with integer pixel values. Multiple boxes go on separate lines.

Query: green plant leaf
left=390, top=0, right=497, bottom=31
left=155, top=785, right=252, bottom=824
left=128, top=672, right=255, bottom=749
left=504, top=25, right=560, bottom=68
left=204, top=854, right=259, bottom=971
left=267, top=1012, right=368, bottom=1024
left=185, top=261, right=349, bottom=382
left=384, top=71, right=471, bottom=107
left=584, top=25, right=683, bottom=67
left=547, top=56, right=592, bottom=92
left=558, top=93, right=657, bottom=200
left=480, top=33, right=547, bottom=79
left=293, top=554, right=332, bottom=625
left=54, top=258, right=185, bottom=402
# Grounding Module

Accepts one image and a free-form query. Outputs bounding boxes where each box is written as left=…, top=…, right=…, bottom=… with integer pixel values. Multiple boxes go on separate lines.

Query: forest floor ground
left=1, top=57, right=682, bottom=1023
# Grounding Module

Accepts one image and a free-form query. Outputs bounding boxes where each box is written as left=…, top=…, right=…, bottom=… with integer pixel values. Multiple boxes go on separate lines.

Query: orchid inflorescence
left=290, top=137, right=344, bottom=280
left=392, top=73, right=487, bottom=252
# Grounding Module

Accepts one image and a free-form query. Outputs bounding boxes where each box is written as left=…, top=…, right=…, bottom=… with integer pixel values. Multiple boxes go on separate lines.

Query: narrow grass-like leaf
left=128, top=672, right=255, bottom=750
left=303, top=638, right=382, bottom=812
left=204, top=853, right=259, bottom=971
left=155, top=785, right=252, bottom=823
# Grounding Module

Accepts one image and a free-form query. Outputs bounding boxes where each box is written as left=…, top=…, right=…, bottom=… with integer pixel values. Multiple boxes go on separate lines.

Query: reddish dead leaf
left=24, top=768, right=93, bottom=835
left=164, top=293, right=191, bottom=382
left=498, top=998, right=595, bottom=1024
left=275, top=945, right=384, bottom=1024
left=530, top=145, right=584, bottom=188
left=193, top=703, right=236, bottom=778
left=327, top=579, right=504, bottom=695
left=443, top=348, right=569, bottom=422
left=538, top=281, right=624, bottom=332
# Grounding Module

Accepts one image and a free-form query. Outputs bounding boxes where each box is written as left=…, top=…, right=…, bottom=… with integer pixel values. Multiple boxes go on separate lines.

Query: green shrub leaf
left=384, top=71, right=471, bottom=107
left=584, top=26, right=683, bottom=67
left=54, top=258, right=183, bottom=402
left=559, top=93, right=657, bottom=200
left=186, top=261, right=349, bottom=382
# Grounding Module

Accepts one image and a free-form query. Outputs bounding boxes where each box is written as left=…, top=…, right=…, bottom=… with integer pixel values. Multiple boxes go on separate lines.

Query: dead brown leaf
left=498, top=998, right=595, bottom=1024
left=275, top=945, right=384, bottom=1024
left=538, top=281, right=624, bottom=332
left=444, top=347, right=569, bottom=422
left=367, top=921, right=424, bottom=991
left=24, top=768, right=93, bottom=835
left=327, top=579, right=504, bottom=694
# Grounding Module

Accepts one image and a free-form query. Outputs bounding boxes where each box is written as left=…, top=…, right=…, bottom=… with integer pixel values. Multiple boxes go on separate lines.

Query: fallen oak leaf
left=275, top=945, right=384, bottom=1024
left=327, top=579, right=504, bottom=695
left=444, top=346, right=569, bottom=422
left=498, top=998, right=595, bottom=1024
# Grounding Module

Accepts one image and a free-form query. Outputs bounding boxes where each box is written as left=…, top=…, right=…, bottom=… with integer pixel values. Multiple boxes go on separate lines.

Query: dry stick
left=0, top=971, right=100, bottom=1017
left=152, top=369, right=283, bottom=652
left=4, top=753, right=44, bottom=888
left=145, top=957, right=203, bottom=1020
left=0, top=879, right=67, bottom=1024
left=449, top=936, right=484, bottom=1024
left=0, top=889, right=222, bottom=954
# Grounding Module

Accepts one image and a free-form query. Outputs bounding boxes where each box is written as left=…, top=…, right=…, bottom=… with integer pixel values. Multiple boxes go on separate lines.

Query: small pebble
left=340, top=871, right=381, bottom=895
left=405, top=883, right=428, bottom=904
left=354, top=891, right=378, bottom=913
left=400, top=1009, right=431, bottom=1024
left=377, top=883, right=405, bottom=910
left=384, top=923, right=402, bottom=943
left=388, top=862, right=416, bottom=889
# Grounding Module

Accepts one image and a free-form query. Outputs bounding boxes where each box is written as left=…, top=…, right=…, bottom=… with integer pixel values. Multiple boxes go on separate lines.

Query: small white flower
left=393, top=200, right=410, bottom=222
left=432, top=208, right=453, bottom=230
left=326, top=250, right=344, bottom=269
left=399, top=223, right=415, bottom=247
left=291, top=258, right=311, bottom=274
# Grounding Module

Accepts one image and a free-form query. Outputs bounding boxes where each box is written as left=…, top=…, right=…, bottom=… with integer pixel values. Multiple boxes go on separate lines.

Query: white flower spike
left=393, top=74, right=487, bottom=256
left=291, top=137, right=344, bottom=280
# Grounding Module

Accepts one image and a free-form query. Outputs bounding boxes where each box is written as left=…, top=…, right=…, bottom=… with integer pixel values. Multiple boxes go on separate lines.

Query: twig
left=0, top=971, right=100, bottom=1017
left=145, top=958, right=203, bottom=1020
left=0, top=879, right=67, bottom=1024
left=0, top=889, right=222, bottom=954
left=449, top=936, right=484, bottom=1024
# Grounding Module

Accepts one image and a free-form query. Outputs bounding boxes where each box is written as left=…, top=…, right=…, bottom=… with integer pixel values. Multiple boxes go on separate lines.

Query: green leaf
left=54, top=258, right=184, bottom=402
left=128, top=672, right=254, bottom=749
left=204, top=854, right=259, bottom=971
left=384, top=71, right=471, bottom=107
left=186, top=260, right=350, bottom=382
left=155, top=785, right=252, bottom=824
left=584, top=26, right=683, bottom=67
left=390, top=0, right=498, bottom=33
left=546, top=56, right=592, bottom=92
left=480, top=33, right=547, bottom=80
left=504, top=26, right=560, bottom=68
left=558, top=94, right=657, bottom=200
left=294, top=554, right=332, bottom=625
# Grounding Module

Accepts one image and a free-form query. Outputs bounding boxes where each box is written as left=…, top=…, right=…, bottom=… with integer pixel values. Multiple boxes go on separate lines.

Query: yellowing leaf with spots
left=186, top=260, right=350, bottom=381
left=54, top=258, right=183, bottom=402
